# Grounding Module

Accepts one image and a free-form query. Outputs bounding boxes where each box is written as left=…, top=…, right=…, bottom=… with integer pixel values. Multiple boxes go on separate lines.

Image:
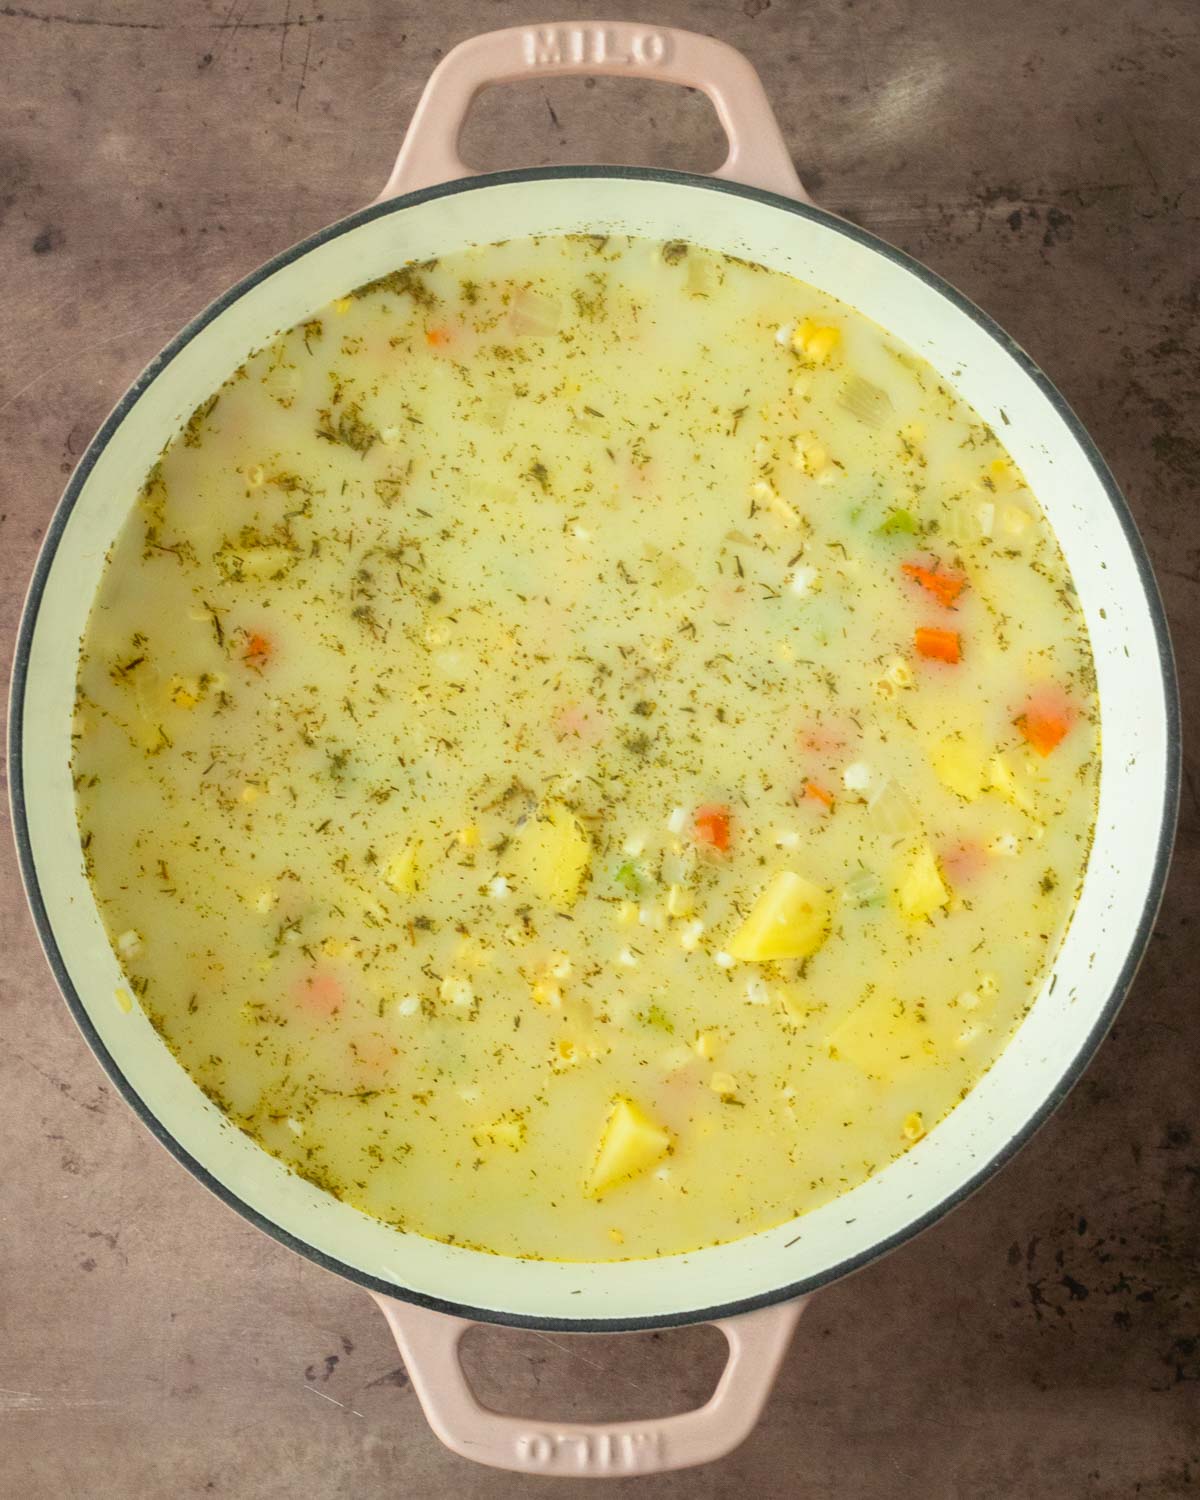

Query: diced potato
left=666, top=884, right=693, bottom=918
left=1000, top=503, right=1033, bottom=538
left=986, top=753, right=1035, bottom=811
left=685, top=248, right=717, bottom=297
left=237, top=545, right=297, bottom=579
left=472, top=1113, right=526, bottom=1150
left=931, top=729, right=988, bottom=802
left=828, top=998, right=936, bottom=1080
left=792, top=432, right=830, bottom=475
left=530, top=979, right=562, bottom=1008
left=514, top=802, right=591, bottom=910
left=383, top=841, right=421, bottom=895
left=168, top=675, right=202, bottom=709
left=727, top=871, right=831, bottom=961
left=774, top=982, right=821, bottom=1027
left=587, top=1098, right=671, bottom=1197
left=894, top=843, right=949, bottom=920
left=985, top=457, right=1021, bottom=493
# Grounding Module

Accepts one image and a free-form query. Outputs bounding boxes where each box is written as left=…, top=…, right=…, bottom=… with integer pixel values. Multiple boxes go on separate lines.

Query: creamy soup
left=74, top=235, right=1099, bottom=1261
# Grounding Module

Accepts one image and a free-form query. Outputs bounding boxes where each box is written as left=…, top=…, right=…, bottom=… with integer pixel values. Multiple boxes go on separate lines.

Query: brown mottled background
left=1, top=1, right=1196, bottom=1495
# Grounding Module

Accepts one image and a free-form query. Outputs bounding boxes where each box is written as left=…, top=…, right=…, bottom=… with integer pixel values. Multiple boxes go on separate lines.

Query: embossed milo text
left=515, top=1428, right=665, bottom=1471
left=522, top=26, right=672, bottom=69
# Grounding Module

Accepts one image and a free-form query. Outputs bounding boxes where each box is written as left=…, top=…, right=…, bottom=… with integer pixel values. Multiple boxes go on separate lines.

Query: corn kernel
left=531, top=979, right=562, bottom=1009
left=792, top=319, right=841, bottom=362
left=710, top=1071, right=739, bottom=1097
left=986, top=457, right=1019, bottom=492
left=902, top=1112, right=925, bottom=1141
left=440, top=975, right=474, bottom=1008
left=615, top=901, right=638, bottom=927
left=424, top=615, right=452, bottom=646
left=1001, top=504, right=1032, bottom=536
left=458, top=824, right=480, bottom=848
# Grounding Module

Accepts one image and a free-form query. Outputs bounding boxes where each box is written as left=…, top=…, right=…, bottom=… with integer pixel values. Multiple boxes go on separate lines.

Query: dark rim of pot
left=9, top=166, right=1181, bottom=1333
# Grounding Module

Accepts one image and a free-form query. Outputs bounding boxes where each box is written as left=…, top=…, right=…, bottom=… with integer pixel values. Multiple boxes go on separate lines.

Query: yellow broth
left=74, top=235, right=1099, bottom=1260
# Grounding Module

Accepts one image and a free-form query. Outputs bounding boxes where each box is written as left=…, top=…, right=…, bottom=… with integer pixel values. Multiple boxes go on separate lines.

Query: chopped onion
left=838, top=374, right=893, bottom=428
left=842, top=869, right=885, bottom=907
left=508, top=287, right=561, bottom=337
left=866, top=778, right=918, bottom=835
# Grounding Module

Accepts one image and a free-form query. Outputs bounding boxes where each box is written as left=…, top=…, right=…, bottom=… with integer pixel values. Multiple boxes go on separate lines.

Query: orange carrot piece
left=940, top=840, right=985, bottom=885
left=1017, top=707, right=1070, bottom=756
left=914, top=626, right=961, bottom=663
left=797, top=722, right=849, bottom=754
left=295, top=970, right=343, bottom=1017
left=694, top=805, right=731, bottom=851
left=902, top=562, right=966, bottom=609
left=243, top=631, right=272, bottom=666
left=425, top=326, right=452, bottom=348
left=803, top=780, right=834, bottom=808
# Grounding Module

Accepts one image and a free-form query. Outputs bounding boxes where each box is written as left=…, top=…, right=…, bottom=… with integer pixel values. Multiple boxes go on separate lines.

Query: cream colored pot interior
left=16, top=174, right=1174, bottom=1326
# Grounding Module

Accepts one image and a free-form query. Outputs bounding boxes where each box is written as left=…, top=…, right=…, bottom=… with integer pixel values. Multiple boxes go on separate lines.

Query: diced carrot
left=553, top=699, right=607, bottom=745
left=243, top=631, right=272, bottom=666
left=797, top=719, right=851, bottom=755
left=914, top=627, right=961, bottom=663
left=351, top=1034, right=401, bottom=1073
left=940, top=840, right=985, bottom=885
left=425, top=326, right=452, bottom=348
left=803, top=780, right=834, bottom=809
left=1016, top=702, right=1071, bottom=756
left=902, top=562, right=966, bottom=609
left=694, top=805, right=731, bottom=851
left=295, top=970, right=343, bottom=1017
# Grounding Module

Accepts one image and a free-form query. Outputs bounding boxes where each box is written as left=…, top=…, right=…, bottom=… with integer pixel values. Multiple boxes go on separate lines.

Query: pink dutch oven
left=10, top=22, right=1179, bottom=1478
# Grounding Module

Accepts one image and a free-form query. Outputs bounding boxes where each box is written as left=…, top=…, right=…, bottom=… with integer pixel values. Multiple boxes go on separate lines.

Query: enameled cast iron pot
left=10, top=22, right=1180, bottom=1478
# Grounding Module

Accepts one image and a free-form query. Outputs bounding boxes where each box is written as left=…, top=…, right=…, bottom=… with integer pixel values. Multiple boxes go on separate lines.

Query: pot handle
left=370, top=1292, right=806, bottom=1476
left=376, top=22, right=810, bottom=203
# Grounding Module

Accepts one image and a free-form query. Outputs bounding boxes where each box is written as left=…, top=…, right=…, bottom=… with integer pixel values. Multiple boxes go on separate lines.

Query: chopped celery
left=876, top=507, right=919, bottom=536
left=842, top=868, right=885, bottom=907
